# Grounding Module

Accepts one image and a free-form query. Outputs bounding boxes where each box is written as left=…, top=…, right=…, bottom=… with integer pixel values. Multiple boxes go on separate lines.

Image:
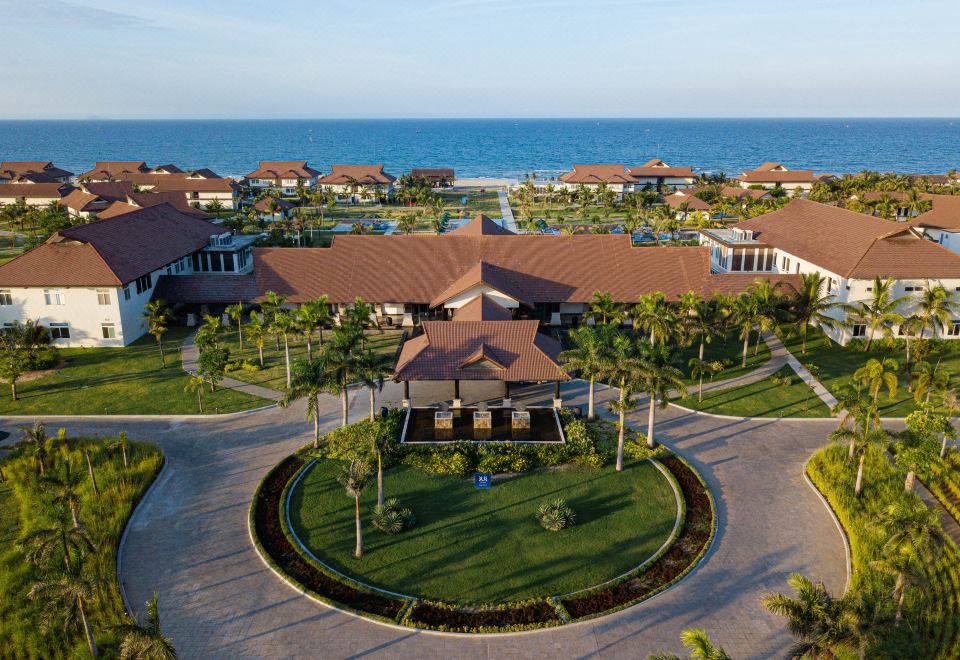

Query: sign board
left=473, top=411, right=492, bottom=429
left=434, top=411, right=453, bottom=429
left=475, top=472, right=492, bottom=489
left=512, top=411, right=531, bottom=429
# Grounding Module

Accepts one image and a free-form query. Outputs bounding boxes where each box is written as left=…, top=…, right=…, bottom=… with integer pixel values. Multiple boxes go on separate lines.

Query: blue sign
left=475, top=472, right=492, bottom=489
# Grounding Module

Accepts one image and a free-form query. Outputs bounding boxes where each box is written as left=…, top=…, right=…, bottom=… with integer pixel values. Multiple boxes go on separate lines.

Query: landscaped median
left=249, top=414, right=716, bottom=633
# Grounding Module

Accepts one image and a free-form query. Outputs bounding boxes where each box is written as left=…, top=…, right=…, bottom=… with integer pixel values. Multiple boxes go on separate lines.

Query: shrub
left=477, top=450, right=532, bottom=474
left=623, top=438, right=669, bottom=461
left=404, top=447, right=473, bottom=477
left=372, top=498, right=416, bottom=534
left=536, top=498, right=576, bottom=531
left=24, top=346, right=58, bottom=371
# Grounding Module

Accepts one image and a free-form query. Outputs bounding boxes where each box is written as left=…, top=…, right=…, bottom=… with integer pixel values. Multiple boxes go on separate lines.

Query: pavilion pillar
left=402, top=380, right=410, bottom=408
left=554, top=380, right=562, bottom=409
left=453, top=379, right=462, bottom=409
left=502, top=381, right=511, bottom=409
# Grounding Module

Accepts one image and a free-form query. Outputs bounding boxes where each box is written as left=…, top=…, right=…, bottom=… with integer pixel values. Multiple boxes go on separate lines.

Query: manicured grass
left=0, top=438, right=163, bottom=656
left=289, top=458, right=677, bottom=603
left=677, top=331, right=771, bottom=386
left=780, top=327, right=960, bottom=417
left=676, top=367, right=830, bottom=417
left=219, top=327, right=403, bottom=391
left=808, top=443, right=960, bottom=657
left=0, top=326, right=268, bottom=415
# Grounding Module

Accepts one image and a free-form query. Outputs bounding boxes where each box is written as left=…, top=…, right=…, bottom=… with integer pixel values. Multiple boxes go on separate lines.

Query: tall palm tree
left=912, top=360, right=950, bottom=404
left=638, top=343, right=687, bottom=449
left=686, top=300, right=720, bottom=361
left=113, top=592, right=177, bottom=660
left=559, top=324, right=613, bottom=421
left=28, top=564, right=99, bottom=658
left=914, top=281, right=958, bottom=339
left=631, top=292, right=674, bottom=346
left=16, top=420, right=49, bottom=475
left=587, top=291, right=623, bottom=326
left=245, top=312, right=268, bottom=367
left=746, top=278, right=782, bottom=355
left=184, top=373, right=206, bottom=413
left=355, top=349, right=392, bottom=421
left=19, top=504, right=94, bottom=572
left=225, top=303, right=244, bottom=350
left=271, top=310, right=295, bottom=389
left=324, top=328, right=360, bottom=427
left=762, top=573, right=856, bottom=659
left=844, top=277, right=905, bottom=351
left=650, top=628, right=732, bottom=660
left=731, top=295, right=757, bottom=368
left=280, top=358, right=338, bottom=449
left=141, top=300, right=172, bottom=367
left=790, top=272, right=842, bottom=354
left=853, top=357, right=899, bottom=429
left=602, top=333, right=644, bottom=471
left=41, top=460, right=85, bottom=529
left=338, top=459, right=371, bottom=558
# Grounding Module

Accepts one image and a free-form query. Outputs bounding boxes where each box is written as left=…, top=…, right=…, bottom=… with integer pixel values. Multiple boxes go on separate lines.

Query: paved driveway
left=0, top=381, right=846, bottom=659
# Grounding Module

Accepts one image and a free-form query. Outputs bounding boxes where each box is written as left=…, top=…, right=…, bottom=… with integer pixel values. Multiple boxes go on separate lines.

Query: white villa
left=0, top=161, right=73, bottom=184
left=558, top=164, right=636, bottom=199
left=243, top=161, right=322, bottom=196
left=628, top=159, right=696, bottom=190
left=699, top=198, right=960, bottom=344
left=78, top=162, right=238, bottom=210
left=317, top=165, right=397, bottom=202
left=736, top=162, right=829, bottom=192
left=0, top=204, right=254, bottom=347
left=0, top=181, right=72, bottom=208
left=911, top=196, right=960, bottom=255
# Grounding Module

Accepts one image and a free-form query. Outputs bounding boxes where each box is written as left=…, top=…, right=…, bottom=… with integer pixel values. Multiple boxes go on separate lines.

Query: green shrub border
left=250, top=447, right=716, bottom=633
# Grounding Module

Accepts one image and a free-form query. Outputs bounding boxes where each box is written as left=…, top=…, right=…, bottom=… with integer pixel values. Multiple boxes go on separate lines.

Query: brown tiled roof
left=253, top=196, right=296, bottom=213
left=59, top=189, right=107, bottom=213
left=452, top=294, right=514, bottom=321
left=0, top=204, right=223, bottom=287
left=739, top=163, right=818, bottom=184
left=0, top=161, right=73, bottom=180
left=411, top=168, right=454, bottom=180
left=78, top=161, right=149, bottom=179
left=448, top=214, right=513, bottom=236
left=96, top=193, right=213, bottom=220
left=9, top=172, right=59, bottom=184
left=910, top=196, right=960, bottom=231
left=559, top=164, right=635, bottom=185
left=150, top=176, right=235, bottom=193
left=244, top=161, right=322, bottom=180
left=149, top=164, right=184, bottom=174
left=82, top=181, right=136, bottom=201
left=0, top=183, right=72, bottom=199
left=394, top=320, right=567, bottom=382
left=153, top=274, right=260, bottom=304
left=317, top=165, right=396, bottom=185
left=734, top=198, right=960, bottom=279
left=629, top=160, right=695, bottom=178
left=94, top=202, right=141, bottom=219
left=664, top=191, right=711, bottom=211
left=430, top=261, right=534, bottom=308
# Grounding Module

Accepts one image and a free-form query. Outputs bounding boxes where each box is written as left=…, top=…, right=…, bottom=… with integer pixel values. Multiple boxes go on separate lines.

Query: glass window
left=852, top=324, right=867, bottom=338
left=49, top=323, right=70, bottom=339
left=949, top=321, right=960, bottom=337
left=96, top=289, right=110, bottom=305
left=123, top=286, right=131, bottom=301
left=731, top=253, right=743, bottom=271
left=0, top=290, right=11, bottom=306
left=43, top=289, right=64, bottom=305
left=101, top=323, right=116, bottom=339
left=743, top=252, right=755, bottom=271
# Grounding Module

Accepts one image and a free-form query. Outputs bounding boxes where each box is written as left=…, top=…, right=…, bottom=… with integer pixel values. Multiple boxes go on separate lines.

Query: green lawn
left=0, top=327, right=268, bottom=415
left=677, top=331, right=771, bottom=386
left=289, top=458, right=677, bottom=603
left=0, top=480, right=17, bottom=553
left=779, top=326, right=960, bottom=418
left=676, top=366, right=830, bottom=417
left=220, top=327, right=403, bottom=391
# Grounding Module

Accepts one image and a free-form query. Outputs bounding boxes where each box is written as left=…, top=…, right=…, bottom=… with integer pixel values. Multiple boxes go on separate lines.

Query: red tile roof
left=78, top=161, right=149, bottom=179
left=559, top=164, right=635, bottom=185
left=448, top=214, right=513, bottom=236
left=95, top=193, right=213, bottom=220
left=738, top=163, right=819, bottom=184
left=411, top=168, right=454, bottom=180
left=664, top=191, right=711, bottom=211
left=253, top=196, right=296, bottom=213
left=452, top=294, right=514, bottom=321
left=0, top=183, right=72, bottom=199
left=245, top=161, right=322, bottom=181
left=0, top=161, right=73, bottom=180
left=910, top=196, right=960, bottom=231
left=317, top=165, right=396, bottom=185
left=628, top=160, right=695, bottom=179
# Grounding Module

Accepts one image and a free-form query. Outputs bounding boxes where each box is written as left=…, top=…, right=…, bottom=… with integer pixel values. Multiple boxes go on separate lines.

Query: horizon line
left=1, top=116, right=959, bottom=122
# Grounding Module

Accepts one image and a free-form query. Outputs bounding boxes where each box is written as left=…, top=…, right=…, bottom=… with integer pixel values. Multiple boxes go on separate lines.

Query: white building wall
left=0, top=286, right=126, bottom=347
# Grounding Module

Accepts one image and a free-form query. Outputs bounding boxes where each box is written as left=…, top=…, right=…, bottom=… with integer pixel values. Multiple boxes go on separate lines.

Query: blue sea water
left=0, top=118, right=958, bottom=180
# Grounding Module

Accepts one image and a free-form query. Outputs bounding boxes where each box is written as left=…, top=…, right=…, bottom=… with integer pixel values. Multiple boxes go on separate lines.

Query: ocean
left=0, top=118, right=958, bottom=180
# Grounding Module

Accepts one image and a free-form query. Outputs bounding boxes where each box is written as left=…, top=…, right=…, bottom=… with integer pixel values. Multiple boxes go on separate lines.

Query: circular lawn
left=287, top=458, right=680, bottom=604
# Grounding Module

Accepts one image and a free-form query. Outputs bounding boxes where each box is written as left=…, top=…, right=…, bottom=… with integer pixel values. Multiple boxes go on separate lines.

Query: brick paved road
left=0, top=380, right=846, bottom=659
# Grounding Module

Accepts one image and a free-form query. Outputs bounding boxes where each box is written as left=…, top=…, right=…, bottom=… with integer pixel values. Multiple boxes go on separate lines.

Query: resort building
left=558, top=164, right=636, bottom=198
left=910, top=196, right=960, bottom=254
left=628, top=160, right=696, bottom=190
left=663, top=189, right=712, bottom=220
left=0, top=161, right=73, bottom=184
left=78, top=162, right=237, bottom=209
left=58, top=182, right=213, bottom=220
left=0, top=204, right=254, bottom=347
left=317, top=165, right=397, bottom=203
left=410, top=168, right=455, bottom=187
left=699, top=198, right=960, bottom=343
left=0, top=180, right=73, bottom=208
left=243, top=161, right=322, bottom=195
left=252, top=196, right=295, bottom=219
left=735, top=162, right=827, bottom=192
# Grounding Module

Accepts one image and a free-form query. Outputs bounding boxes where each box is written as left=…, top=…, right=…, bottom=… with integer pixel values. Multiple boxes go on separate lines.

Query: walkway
left=497, top=189, right=519, bottom=232
left=181, top=334, right=282, bottom=402
left=766, top=332, right=839, bottom=409
left=0, top=379, right=847, bottom=659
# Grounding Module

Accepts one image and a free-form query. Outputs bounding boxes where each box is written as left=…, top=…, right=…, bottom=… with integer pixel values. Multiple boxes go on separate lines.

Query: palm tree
left=338, top=460, right=371, bottom=558
left=28, top=564, right=99, bottom=658
left=141, top=300, right=172, bottom=367
left=113, top=592, right=176, bottom=659
left=16, top=420, right=49, bottom=475
left=109, top=431, right=130, bottom=471
left=904, top=188, right=932, bottom=218
left=42, top=460, right=85, bottom=528
left=912, top=360, right=949, bottom=404
left=245, top=313, right=268, bottom=368
left=225, top=303, right=244, bottom=350
left=854, top=357, right=899, bottom=428
left=297, top=295, right=331, bottom=355
left=559, top=324, right=613, bottom=421
left=397, top=213, right=417, bottom=235
left=762, top=573, right=856, bottom=660
left=790, top=272, right=842, bottom=354
left=731, top=295, right=757, bottom=368
left=631, top=292, right=674, bottom=346
left=638, top=343, right=687, bottom=449
left=355, top=349, right=392, bottom=421
left=324, top=329, right=359, bottom=427
left=587, top=291, right=623, bottom=326
left=844, top=277, right=905, bottom=351
left=19, top=504, right=93, bottom=572
left=914, top=281, right=958, bottom=339
left=361, top=419, right=391, bottom=506
left=688, top=358, right=714, bottom=403
left=280, top=358, right=337, bottom=448
left=602, top=333, right=644, bottom=471
left=746, top=278, right=782, bottom=355
left=650, top=628, right=732, bottom=660
left=271, top=310, right=295, bottom=389
left=184, top=373, right=205, bottom=413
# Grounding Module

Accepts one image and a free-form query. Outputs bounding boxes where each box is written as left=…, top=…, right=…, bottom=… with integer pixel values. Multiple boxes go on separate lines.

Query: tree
left=853, top=358, right=899, bottom=429
left=360, top=419, right=392, bottom=506
left=0, top=339, right=28, bottom=401
left=205, top=198, right=224, bottom=217
left=184, top=373, right=206, bottom=413
left=762, top=573, right=856, bottom=659
left=113, top=592, right=176, bottom=660
left=649, top=628, right=732, bottom=660
left=338, top=459, right=371, bottom=558
left=914, top=281, right=958, bottom=339
left=141, top=300, right=172, bottom=367
left=194, top=314, right=223, bottom=351
left=261, top=290, right=289, bottom=350
left=324, top=328, right=360, bottom=427
left=686, top=299, right=720, bottom=361
left=272, top=310, right=295, bottom=389
left=587, top=291, right=623, bottom=326
left=41, top=460, right=86, bottom=529
left=638, top=343, right=687, bottom=449
left=844, top=277, right=905, bottom=351
left=225, top=303, right=244, bottom=350
left=746, top=278, right=783, bottom=355
left=355, top=349, right=392, bottom=421
left=898, top=405, right=953, bottom=492
left=559, top=324, right=613, bottom=421
left=109, top=430, right=130, bottom=471
left=912, top=359, right=950, bottom=404
left=297, top=296, right=331, bottom=358
left=631, top=292, right=674, bottom=346
left=19, top=504, right=93, bottom=572
left=196, top=346, right=229, bottom=392
left=280, top=358, right=338, bottom=449
left=603, top=333, right=644, bottom=471
left=789, top=272, right=842, bottom=354
left=688, top=358, right=718, bottom=403
left=28, top=564, right=99, bottom=658
left=245, top=312, right=268, bottom=368
left=16, top=420, right=49, bottom=475
left=731, top=294, right=757, bottom=368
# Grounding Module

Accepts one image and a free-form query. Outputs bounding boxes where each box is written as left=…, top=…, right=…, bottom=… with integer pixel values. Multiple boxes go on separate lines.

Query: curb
left=802, top=461, right=853, bottom=593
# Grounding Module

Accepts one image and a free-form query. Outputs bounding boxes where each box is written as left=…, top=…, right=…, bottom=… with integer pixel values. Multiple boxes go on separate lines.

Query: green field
left=677, top=331, right=771, bottom=386
left=676, top=367, right=830, bottom=417
left=289, top=458, right=677, bottom=603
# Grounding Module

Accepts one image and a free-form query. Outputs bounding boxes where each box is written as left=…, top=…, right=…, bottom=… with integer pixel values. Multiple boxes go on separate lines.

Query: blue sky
left=1, top=0, right=958, bottom=119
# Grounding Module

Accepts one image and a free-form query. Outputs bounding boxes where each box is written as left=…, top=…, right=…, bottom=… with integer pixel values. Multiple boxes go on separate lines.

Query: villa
left=558, top=164, right=636, bottom=198
left=699, top=198, right=960, bottom=343
left=663, top=189, right=712, bottom=219
left=628, top=159, right=696, bottom=190
left=410, top=168, right=455, bottom=187
left=910, top=195, right=960, bottom=254
left=0, top=180, right=73, bottom=207
left=0, top=161, right=74, bottom=184
left=735, top=162, right=829, bottom=192
left=243, top=161, right=323, bottom=195
left=79, top=162, right=238, bottom=209
left=0, top=203, right=254, bottom=347
left=317, top=165, right=397, bottom=202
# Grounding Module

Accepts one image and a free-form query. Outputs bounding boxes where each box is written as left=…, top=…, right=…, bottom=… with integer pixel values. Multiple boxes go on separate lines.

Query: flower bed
left=401, top=598, right=561, bottom=632
left=559, top=456, right=715, bottom=620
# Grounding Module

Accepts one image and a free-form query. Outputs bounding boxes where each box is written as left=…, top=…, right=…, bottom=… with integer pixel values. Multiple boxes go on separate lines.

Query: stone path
left=767, top=332, right=839, bottom=409
left=0, top=379, right=848, bottom=659
left=675, top=333, right=789, bottom=400
left=497, top=190, right=519, bottom=232
left=181, top=334, right=282, bottom=402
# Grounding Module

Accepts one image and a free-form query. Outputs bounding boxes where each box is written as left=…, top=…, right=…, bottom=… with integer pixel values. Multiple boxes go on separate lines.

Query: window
left=949, top=321, right=960, bottom=337
left=49, top=323, right=70, bottom=340
left=123, top=286, right=131, bottom=301
left=134, top=274, right=153, bottom=295
left=96, top=289, right=110, bottom=305
left=743, top=252, right=756, bottom=271
left=43, top=289, right=64, bottom=305
left=101, top=323, right=116, bottom=339
left=781, top=256, right=790, bottom=271
left=731, top=253, right=743, bottom=272
left=904, top=285, right=921, bottom=292
left=852, top=324, right=867, bottom=338
left=0, top=290, right=11, bottom=306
